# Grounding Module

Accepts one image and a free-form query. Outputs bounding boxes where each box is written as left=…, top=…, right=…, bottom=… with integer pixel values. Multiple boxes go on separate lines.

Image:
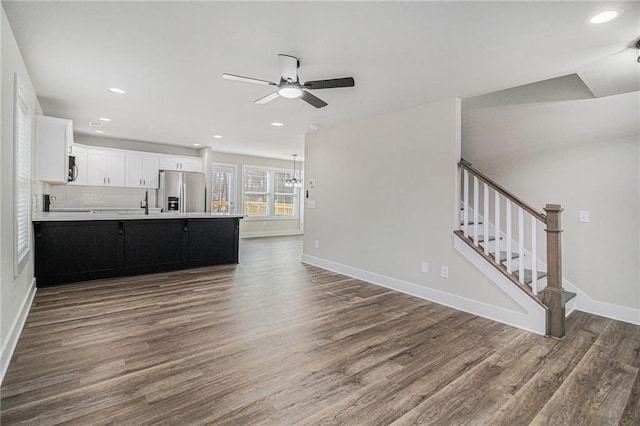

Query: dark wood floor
left=1, top=236, right=639, bottom=425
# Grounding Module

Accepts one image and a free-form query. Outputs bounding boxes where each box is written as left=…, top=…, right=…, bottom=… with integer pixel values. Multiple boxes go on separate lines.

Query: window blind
left=15, top=77, right=31, bottom=273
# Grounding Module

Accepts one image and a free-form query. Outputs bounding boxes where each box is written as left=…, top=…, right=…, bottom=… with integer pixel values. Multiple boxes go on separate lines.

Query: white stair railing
left=456, top=159, right=568, bottom=338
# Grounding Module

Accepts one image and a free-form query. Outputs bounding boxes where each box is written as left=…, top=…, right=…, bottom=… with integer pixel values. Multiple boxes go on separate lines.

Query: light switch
left=579, top=210, right=590, bottom=223
left=307, top=200, right=316, bottom=209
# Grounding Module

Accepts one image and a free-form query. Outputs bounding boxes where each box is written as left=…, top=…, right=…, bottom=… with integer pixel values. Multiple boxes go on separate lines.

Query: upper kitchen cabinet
left=158, top=155, right=202, bottom=173
left=86, top=148, right=126, bottom=187
left=68, top=144, right=87, bottom=186
left=35, top=115, right=73, bottom=184
left=125, top=153, right=159, bottom=188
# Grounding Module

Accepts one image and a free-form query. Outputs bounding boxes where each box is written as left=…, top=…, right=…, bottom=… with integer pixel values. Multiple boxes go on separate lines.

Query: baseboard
left=562, top=280, right=640, bottom=326
left=241, top=230, right=303, bottom=238
left=300, top=253, right=546, bottom=335
left=0, top=278, right=36, bottom=385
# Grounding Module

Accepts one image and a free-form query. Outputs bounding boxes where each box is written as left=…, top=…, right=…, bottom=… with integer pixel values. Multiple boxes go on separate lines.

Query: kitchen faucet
left=141, top=190, right=149, bottom=215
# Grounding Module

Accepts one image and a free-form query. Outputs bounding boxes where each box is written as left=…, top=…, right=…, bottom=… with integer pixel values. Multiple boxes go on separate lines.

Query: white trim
left=241, top=229, right=303, bottom=238
left=300, top=252, right=547, bottom=335
left=0, top=279, right=36, bottom=385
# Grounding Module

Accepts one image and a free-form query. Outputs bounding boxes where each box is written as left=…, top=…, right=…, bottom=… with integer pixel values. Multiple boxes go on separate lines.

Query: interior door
left=211, top=163, right=237, bottom=214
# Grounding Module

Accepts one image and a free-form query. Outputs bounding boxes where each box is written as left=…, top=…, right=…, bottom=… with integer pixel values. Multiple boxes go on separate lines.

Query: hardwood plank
left=1, top=236, right=639, bottom=425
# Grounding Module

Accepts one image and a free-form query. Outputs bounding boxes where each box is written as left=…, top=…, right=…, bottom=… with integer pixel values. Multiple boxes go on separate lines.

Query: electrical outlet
left=440, top=266, right=449, bottom=278
left=421, top=261, right=429, bottom=273
left=314, top=240, right=320, bottom=249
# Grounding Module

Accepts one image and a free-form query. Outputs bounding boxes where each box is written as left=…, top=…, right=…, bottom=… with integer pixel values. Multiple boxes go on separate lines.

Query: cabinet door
left=125, top=153, right=144, bottom=187
left=142, top=155, right=159, bottom=188
left=35, top=116, right=71, bottom=183
left=34, top=221, right=121, bottom=286
left=180, top=157, right=202, bottom=173
left=69, top=145, right=88, bottom=186
left=107, top=151, right=126, bottom=186
left=158, top=156, right=180, bottom=171
left=87, top=149, right=108, bottom=186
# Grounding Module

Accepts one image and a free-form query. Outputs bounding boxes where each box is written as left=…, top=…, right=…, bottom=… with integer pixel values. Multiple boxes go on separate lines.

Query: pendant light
left=285, top=154, right=302, bottom=188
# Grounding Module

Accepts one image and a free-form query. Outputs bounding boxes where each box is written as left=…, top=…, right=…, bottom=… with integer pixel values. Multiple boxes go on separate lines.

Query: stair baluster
left=456, top=159, right=569, bottom=339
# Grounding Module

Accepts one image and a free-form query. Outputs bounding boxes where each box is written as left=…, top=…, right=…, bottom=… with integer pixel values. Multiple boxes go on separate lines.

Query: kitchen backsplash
left=48, top=185, right=158, bottom=209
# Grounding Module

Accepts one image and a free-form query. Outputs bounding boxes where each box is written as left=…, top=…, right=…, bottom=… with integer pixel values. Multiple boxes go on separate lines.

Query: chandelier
left=285, top=154, right=302, bottom=187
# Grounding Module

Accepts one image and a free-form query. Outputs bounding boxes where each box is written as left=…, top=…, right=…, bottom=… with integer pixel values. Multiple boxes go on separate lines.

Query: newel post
left=543, top=204, right=566, bottom=339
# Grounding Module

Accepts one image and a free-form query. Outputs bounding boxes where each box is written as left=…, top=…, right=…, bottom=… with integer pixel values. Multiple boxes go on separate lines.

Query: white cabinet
left=159, top=155, right=202, bottom=173
left=35, top=115, right=73, bottom=183
left=68, top=144, right=88, bottom=186
left=86, top=148, right=125, bottom=187
left=125, top=153, right=159, bottom=188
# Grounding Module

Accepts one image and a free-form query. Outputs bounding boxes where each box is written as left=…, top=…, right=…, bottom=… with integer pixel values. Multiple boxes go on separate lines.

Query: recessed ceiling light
left=88, top=121, right=103, bottom=127
left=587, top=9, right=623, bottom=24
left=98, top=117, right=111, bottom=122
left=95, top=130, right=104, bottom=134
left=108, top=87, right=126, bottom=94
left=193, top=143, right=201, bottom=147
left=271, top=122, right=284, bottom=127
left=213, top=135, right=223, bottom=139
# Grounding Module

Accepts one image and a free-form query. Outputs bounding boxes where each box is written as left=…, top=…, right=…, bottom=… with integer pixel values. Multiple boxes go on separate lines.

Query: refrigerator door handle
left=182, top=182, right=187, bottom=213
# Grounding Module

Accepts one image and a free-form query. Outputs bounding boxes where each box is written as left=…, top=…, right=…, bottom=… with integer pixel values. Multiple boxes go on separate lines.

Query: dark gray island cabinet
left=33, top=214, right=243, bottom=286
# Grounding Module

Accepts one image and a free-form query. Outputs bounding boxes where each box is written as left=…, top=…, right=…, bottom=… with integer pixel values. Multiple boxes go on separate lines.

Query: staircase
left=454, top=160, right=575, bottom=339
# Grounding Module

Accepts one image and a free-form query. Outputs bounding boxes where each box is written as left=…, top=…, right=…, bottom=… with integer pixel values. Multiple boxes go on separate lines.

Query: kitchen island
left=33, top=213, right=244, bottom=286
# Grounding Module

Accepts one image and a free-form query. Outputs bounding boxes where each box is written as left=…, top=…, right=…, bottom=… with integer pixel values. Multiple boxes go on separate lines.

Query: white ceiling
left=3, top=1, right=639, bottom=160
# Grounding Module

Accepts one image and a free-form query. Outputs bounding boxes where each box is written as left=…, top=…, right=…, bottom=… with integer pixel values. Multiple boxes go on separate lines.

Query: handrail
left=459, top=159, right=546, bottom=223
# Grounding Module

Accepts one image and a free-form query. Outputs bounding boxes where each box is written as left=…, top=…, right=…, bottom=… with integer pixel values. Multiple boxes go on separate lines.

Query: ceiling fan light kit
left=223, top=54, right=355, bottom=108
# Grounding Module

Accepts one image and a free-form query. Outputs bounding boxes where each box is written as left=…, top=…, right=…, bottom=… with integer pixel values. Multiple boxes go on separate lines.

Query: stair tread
left=514, top=268, right=547, bottom=285
left=489, top=251, right=520, bottom=262
left=472, top=235, right=500, bottom=243
left=537, top=289, right=577, bottom=304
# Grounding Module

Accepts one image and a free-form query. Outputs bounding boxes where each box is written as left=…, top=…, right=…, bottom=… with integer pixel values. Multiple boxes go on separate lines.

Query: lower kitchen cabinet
left=34, top=217, right=241, bottom=286
left=34, top=221, right=121, bottom=284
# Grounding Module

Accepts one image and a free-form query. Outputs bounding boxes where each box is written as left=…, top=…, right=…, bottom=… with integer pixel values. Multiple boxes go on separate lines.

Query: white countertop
left=33, top=212, right=245, bottom=222
left=50, top=207, right=163, bottom=213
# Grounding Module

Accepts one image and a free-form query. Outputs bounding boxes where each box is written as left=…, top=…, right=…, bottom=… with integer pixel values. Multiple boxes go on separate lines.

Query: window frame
left=241, top=164, right=300, bottom=220
left=14, top=74, right=32, bottom=276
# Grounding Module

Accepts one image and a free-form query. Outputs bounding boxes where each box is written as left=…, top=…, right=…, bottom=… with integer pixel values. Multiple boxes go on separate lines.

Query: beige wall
left=303, top=98, right=522, bottom=311
left=1, top=7, right=42, bottom=374
left=462, top=92, right=640, bottom=310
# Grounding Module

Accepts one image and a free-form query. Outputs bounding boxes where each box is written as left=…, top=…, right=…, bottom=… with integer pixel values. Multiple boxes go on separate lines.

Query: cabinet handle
left=143, top=179, right=146, bottom=186
left=176, top=162, right=180, bottom=169
left=108, top=177, right=110, bottom=184
left=103, top=177, right=106, bottom=184
left=118, top=221, right=124, bottom=235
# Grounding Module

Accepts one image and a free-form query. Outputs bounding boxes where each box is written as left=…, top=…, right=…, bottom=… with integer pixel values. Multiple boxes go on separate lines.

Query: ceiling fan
left=222, top=54, right=355, bottom=109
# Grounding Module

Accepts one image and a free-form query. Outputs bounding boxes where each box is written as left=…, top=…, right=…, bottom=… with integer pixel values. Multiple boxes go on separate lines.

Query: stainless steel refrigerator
left=158, top=171, right=206, bottom=213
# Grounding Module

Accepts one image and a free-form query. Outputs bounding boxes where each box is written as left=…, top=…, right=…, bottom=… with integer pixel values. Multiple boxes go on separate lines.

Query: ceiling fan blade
left=278, top=54, right=299, bottom=82
left=304, top=77, right=355, bottom=90
left=254, top=91, right=280, bottom=104
left=222, top=73, right=276, bottom=86
left=300, top=91, right=327, bottom=108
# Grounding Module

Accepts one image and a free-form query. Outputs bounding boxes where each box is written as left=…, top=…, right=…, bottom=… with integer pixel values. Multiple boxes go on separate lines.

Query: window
left=242, top=165, right=299, bottom=218
left=14, top=75, right=32, bottom=275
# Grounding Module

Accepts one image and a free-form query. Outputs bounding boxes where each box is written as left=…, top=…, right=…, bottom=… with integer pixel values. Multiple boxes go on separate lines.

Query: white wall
left=1, top=7, right=41, bottom=380
left=462, top=92, right=640, bottom=312
left=303, top=98, right=525, bottom=315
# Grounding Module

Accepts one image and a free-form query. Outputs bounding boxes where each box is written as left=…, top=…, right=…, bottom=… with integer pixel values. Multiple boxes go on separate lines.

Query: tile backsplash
left=48, top=185, right=158, bottom=209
